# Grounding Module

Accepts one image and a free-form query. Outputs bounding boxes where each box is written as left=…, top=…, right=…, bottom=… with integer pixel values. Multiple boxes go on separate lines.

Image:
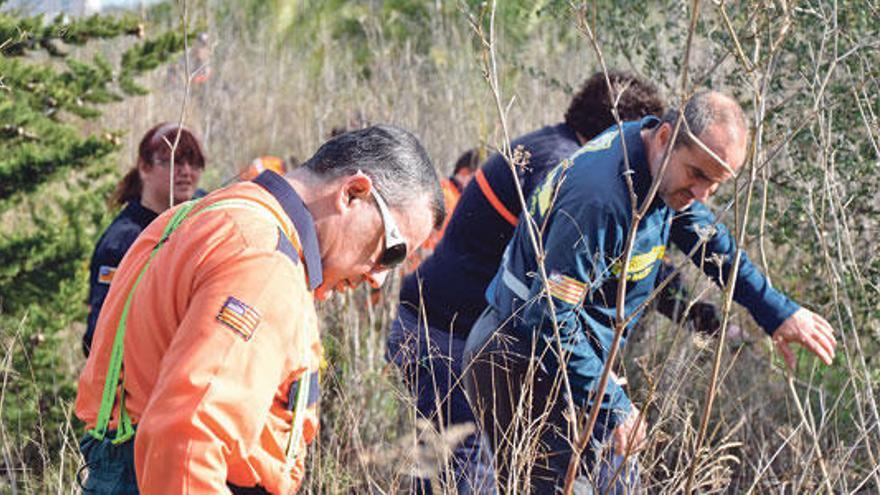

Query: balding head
left=659, top=90, right=749, bottom=172
left=645, top=90, right=749, bottom=211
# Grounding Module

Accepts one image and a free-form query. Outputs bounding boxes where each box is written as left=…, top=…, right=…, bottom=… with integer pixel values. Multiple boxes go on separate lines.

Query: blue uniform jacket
left=399, top=123, right=582, bottom=336
left=487, top=117, right=800, bottom=424
left=83, top=200, right=158, bottom=356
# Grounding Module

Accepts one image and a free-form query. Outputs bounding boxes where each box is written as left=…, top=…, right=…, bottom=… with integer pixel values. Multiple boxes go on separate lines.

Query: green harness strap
left=284, top=370, right=311, bottom=462
left=89, top=199, right=201, bottom=444
left=88, top=198, right=314, bottom=459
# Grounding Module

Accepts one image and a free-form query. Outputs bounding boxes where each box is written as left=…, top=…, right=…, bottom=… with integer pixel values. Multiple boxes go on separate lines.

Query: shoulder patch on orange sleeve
left=217, top=296, right=262, bottom=341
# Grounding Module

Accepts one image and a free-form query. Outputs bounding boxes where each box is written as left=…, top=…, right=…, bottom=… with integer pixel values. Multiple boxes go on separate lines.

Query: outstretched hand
left=613, top=407, right=647, bottom=456
left=772, top=308, right=837, bottom=370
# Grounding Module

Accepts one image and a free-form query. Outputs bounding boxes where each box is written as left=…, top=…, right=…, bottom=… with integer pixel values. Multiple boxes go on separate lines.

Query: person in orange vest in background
left=83, top=123, right=206, bottom=357
left=220, top=155, right=301, bottom=188
left=166, top=32, right=213, bottom=87
left=191, top=32, right=212, bottom=85
left=237, top=155, right=291, bottom=181
left=75, top=125, right=445, bottom=494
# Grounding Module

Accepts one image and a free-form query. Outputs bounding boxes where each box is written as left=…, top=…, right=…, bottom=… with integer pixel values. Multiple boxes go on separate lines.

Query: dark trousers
left=79, top=434, right=139, bottom=494
left=386, top=305, right=496, bottom=494
left=462, top=308, right=639, bottom=494
left=79, top=432, right=270, bottom=494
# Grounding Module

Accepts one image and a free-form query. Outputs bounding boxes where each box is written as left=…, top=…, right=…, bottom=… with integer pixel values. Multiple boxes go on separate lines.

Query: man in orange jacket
left=76, top=125, right=445, bottom=494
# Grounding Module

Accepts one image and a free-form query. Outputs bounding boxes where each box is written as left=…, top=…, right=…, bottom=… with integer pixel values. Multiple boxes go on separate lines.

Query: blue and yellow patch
left=570, top=129, right=619, bottom=163
left=611, top=245, right=666, bottom=281
left=217, top=296, right=262, bottom=341
left=581, top=128, right=618, bottom=152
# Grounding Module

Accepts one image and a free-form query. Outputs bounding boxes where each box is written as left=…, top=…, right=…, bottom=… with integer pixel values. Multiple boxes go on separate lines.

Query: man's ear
left=655, top=122, right=673, bottom=150
left=337, top=173, right=373, bottom=211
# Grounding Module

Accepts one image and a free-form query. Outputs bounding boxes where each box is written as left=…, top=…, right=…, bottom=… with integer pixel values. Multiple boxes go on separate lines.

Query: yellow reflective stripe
left=89, top=200, right=201, bottom=443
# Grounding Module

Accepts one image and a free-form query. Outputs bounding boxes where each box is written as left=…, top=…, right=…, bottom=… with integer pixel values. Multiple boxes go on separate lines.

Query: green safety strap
left=284, top=371, right=312, bottom=462
left=89, top=199, right=201, bottom=443
left=88, top=197, right=300, bottom=445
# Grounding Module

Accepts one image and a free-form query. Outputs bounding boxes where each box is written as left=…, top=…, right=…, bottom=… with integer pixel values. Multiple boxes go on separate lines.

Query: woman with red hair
left=83, top=122, right=206, bottom=356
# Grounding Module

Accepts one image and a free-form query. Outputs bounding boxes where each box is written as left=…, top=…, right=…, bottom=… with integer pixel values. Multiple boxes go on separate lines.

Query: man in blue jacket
left=387, top=72, right=667, bottom=494
left=464, top=90, right=837, bottom=493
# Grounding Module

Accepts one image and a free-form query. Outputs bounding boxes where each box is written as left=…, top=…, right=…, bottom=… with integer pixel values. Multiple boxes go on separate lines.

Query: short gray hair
left=659, top=90, right=747, bottom=149
left=302, top=124, right=445, bottom=229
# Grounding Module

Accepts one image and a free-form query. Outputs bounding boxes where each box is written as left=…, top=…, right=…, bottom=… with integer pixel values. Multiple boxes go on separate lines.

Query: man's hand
left=725, top=323, right=745, bottom=345
left=613, top=407, right=647, bottom=456
left=772, top=308, right=837, bottom=370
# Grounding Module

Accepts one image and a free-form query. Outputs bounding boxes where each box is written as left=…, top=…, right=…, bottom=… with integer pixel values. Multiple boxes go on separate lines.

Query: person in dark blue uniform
left=83, top=122, right=206, bottom=356
left=464, top=91, right=837, bottom=493
left=386, top=71, right=666, bottom=494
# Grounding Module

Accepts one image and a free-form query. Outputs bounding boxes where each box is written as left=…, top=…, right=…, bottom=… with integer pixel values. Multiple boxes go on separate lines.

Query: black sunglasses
left=369, top=188, right=408, bottom=268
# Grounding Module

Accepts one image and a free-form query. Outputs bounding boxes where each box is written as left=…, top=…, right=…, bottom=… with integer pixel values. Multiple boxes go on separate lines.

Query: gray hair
left=659, top=90, right=747, bottom=149
left=302, top=124, right=445, bottom=229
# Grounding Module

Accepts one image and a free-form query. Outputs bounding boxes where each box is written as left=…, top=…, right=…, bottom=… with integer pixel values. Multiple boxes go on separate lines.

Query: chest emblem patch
left=611, top=245, right=666, bottom=282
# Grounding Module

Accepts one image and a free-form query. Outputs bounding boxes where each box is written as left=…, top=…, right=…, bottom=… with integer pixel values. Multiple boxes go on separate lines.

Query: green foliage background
left=0, top=5, right=190, bottom=486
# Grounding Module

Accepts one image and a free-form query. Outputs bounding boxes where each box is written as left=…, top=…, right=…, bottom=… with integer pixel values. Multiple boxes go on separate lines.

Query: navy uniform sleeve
left=670, top=201, right=800, bottom=334
left=653, top=259, right=721, bottom=334
left=83, top=223, right=142, bottom=356
left=514, top=198, right=632, bottom=427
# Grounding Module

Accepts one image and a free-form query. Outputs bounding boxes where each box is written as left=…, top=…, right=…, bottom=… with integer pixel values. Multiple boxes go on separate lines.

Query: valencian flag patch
left=547, top=270, right=587, bottom=305
left=217, top=296, right=262, bottom=341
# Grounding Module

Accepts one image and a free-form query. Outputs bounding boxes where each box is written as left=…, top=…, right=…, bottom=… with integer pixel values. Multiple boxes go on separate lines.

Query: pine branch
left=0, top=127, right=118, bottom=209
left=0, top=189, right=110, bottom=314
left=119, top=28, right=194, bottom=94
left=0, top=12, right=141, bottom=58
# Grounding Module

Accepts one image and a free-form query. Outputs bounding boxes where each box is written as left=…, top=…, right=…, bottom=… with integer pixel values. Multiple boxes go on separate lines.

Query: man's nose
left=365, top=270, right=389, bottom=289
left=691, top=183, right=713, bottom=202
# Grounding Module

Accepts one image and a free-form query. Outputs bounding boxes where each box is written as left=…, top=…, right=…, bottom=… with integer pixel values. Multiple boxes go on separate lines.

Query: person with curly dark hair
left=564, top=70, right=665, bottom=144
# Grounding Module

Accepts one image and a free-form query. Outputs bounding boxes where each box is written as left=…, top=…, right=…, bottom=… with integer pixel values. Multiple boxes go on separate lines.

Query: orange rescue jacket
left=76, top=171, right=323, bottom=494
